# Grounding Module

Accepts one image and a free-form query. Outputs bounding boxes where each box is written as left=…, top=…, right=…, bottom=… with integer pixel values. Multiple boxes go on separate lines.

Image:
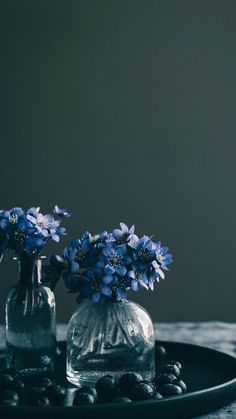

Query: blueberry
left=35, top=377, right=52, bottom=389
left=151, top=392, right=163, bottom=400
left=140, top=380, right=156, bottom=391
left=73, top=392, right=95, bottom=406
left=0, top=374, right=14, bottom=390
left=155, top=345, right=167, bottom=360
left=76, top=386, right=97, bottom=402
left=162, top=364, right=180, bottom=378
left=159, top=384, right=182, bottom=397
left=112, top=397, right=132, bottom=403
left=168, top=360, right=182, bottom=370
left=28, top=386, right=46, bottom=402
left=34, top=395, right=51, bottom=407
left=11, top=378, right=24, bottom=395
left=0, top=390, right=20, bottom=404
left=172, top=379, right=187, bottom=393
left=46, top=384, right=66, bottom=404
left=130, top=383, right=154, bottom=401
left=2, top=368, right=18, bottom=378
left=155, top=373, right=177, bottom=387
left=96, top=375, right=118, bottom=401
left=118, top=372, right=143, bottom=394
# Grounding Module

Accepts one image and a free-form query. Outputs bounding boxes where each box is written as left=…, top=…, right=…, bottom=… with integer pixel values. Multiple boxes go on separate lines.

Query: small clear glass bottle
left=66, top=298, right=155, bottom=386
left=5, top=252, right=56, bottom=377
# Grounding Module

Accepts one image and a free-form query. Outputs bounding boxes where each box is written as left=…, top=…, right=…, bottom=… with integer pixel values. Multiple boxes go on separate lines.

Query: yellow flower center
left=9, top=214, right=18, bottom=224
left=38, top=216, right=47, bottom=227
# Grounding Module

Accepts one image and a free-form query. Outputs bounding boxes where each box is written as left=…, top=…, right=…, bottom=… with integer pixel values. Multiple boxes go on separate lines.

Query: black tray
left=1, top=340, right=236, bottom=419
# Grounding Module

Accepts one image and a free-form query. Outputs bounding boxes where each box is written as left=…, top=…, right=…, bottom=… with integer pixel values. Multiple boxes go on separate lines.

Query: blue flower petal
left=101, top=286, right=112, bottom=297
left=145, top=240, right=153, bottom=251
left=104, top=264, right=115, bottom=274
left=27, top=214, right=37, bottom=224
left=71, top=260, right=80, bottom=273
left=130, top=225, right=135, bottom=234
left=149, top=280, right=154, bottom=291
left=139, top=279, right=149, bottom=290
left=117, top=288, right=127, bottom=299
left=51, top=233, right=60, bottom=242
left=115, top=265, right=127, bottom=276
left=53, top=205, right=71, bottom=218
left=131, top=279, right=139, bottom=291
left=102, top=275, right=113, bottom=285
left=117, top=244, right=127, bottom=256
left=124, top=255, right=132, bottom=264
left=112, top=229, right=123, bottom=240
left=103, top=247, right=112, bottom=258
left=128, top=270, right=135, bottom=279
left=92, top=291, right=101, bottom=303
left=120, top=222, right=128, bottom=232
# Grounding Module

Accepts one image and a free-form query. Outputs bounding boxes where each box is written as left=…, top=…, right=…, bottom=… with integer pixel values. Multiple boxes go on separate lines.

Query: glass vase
left=66, top=298, right=155, bottom=386
left=5, top=252, right=56, bottom=377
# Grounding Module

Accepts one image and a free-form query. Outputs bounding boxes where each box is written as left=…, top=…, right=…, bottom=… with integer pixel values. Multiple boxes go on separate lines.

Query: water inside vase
left=6, top=285, right=56, bottom=377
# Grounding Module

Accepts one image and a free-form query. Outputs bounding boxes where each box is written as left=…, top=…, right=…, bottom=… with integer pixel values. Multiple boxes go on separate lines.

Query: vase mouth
left=84, top=297, right=128, bottom=305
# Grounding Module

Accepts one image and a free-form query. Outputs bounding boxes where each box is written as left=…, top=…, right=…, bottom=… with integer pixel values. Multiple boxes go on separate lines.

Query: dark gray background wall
left=1, top=0, right=236, bottom=324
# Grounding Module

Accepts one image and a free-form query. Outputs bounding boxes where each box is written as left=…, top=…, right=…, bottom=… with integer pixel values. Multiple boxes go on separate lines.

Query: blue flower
left=70, top=233, right=91, bottom=266
left=156, top=242, right=173, bottom=270
left=113, top=276, right=129, bottom=299
left=0, top=205, right=70, bottom=261
left=27, top=211, right=60, bottom=237
left=0, top=207, right=24, bottom=231
left=101, top=244, right=132, bottom=276
left=53, top=205, right=72, bottom=218
left=8, top=216, right=37, bottom=253
left=112, top=222, right=135, bottom=244
left=46, top=248, right=81, bottom=293
left=24, top=236, right=45, bottom=254
left=44, top=223, right=173, bottom=303
left=88, top=231, right=110, bottom=250
left=128, top=268, right=149, bottom=291
left=27, top=207, right=40, bottom=217
left=133, top=236, right=157, bottom=269
left=150, top=242, right=173, bottom=281
left=50, top=227, right=67, bottom=242
left=83, top=268, right=113, bottom=303
left=63, top=246, right=80, bottom=274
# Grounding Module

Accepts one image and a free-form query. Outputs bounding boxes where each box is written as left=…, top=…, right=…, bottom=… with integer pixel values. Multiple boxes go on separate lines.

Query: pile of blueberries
left=73, top=345, right=187, bottom=406
left=0, top=345, right=187, bottom=407
left=0, top=372, right=66, bottom=407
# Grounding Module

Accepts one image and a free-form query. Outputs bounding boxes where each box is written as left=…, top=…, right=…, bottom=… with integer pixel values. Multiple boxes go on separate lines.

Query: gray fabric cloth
left=1, top=322, right=235, bottom=418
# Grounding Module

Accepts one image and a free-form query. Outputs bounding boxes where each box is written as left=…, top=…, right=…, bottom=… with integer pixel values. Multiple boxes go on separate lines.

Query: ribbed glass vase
left=66, top=298, right=155, bottom=386
left=5, top=252, right=56, bottom=377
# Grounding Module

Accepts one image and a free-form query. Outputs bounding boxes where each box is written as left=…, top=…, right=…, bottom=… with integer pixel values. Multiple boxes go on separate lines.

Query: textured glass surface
left=67, top=299, right=155, bottom=386
left=5, top=256, right=56, bottom=377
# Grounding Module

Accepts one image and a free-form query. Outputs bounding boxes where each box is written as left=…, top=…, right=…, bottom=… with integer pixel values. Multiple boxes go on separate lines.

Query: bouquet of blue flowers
left=0, top=205, right=71, bottom=262
left=43, top=223, right=173, bottom=303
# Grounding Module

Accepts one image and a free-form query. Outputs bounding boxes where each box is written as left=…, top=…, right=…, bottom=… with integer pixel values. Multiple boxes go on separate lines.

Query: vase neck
left=17, top=252, right=43, bottom=286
